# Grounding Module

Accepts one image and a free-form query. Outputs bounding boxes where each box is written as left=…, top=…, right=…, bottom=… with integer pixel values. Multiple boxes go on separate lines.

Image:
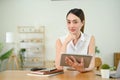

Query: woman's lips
left=70, top=29, right=75, bottom=32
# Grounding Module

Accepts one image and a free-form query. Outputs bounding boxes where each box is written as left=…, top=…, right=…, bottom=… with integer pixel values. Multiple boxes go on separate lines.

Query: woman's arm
left=55, top=39, right=62, bottom=69
left=55, top=34, right=75, bottom=69
left=55, top=39, right=67, bottom=69
left=65, top=36, right=95, bottom=72
left=79, top=35, right=95, bottom=72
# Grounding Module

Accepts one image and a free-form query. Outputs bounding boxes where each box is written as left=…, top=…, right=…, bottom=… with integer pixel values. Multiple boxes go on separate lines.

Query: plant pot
left=101, top=69, right=110, bottom=78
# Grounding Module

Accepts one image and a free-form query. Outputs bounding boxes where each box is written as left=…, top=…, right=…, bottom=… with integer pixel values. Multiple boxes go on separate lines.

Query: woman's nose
left=69, top=23, right=74, bottom=28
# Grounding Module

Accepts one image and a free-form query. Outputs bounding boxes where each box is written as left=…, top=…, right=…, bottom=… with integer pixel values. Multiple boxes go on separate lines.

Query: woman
left=55, top=8, right=95, bottom=72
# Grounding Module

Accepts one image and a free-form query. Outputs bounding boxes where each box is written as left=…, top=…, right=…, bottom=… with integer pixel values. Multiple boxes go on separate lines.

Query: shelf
left=18, top=26, right=45, bottom=69
left=18, top=26, right=45, bottom=33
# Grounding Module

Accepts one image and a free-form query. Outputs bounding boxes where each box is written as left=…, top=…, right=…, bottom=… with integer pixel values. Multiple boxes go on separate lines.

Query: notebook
left=27, top=68, right=64, bottom=77
left=60, top=53, right=93, bottom=68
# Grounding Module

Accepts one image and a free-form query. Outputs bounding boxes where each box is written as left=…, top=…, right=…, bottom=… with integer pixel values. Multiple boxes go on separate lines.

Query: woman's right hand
left=64, top=33, right=75, bottom=45
left=65, top=56, right=85, bottom=72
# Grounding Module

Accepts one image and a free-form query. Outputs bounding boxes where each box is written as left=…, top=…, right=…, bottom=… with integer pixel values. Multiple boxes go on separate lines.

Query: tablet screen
left=60, top=54, right=93, bottom=68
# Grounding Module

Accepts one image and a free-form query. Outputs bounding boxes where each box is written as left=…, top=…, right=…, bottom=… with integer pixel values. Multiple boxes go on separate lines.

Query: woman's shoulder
left=82, top=33, right=91, bottom=39
left=82, top=33, right=95, bottom=43
left=82, top=33, right=91, bottom=37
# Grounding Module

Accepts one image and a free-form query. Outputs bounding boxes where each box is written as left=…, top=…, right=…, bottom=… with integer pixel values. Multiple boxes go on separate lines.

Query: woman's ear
left=81, top=20, right=85, bottom=27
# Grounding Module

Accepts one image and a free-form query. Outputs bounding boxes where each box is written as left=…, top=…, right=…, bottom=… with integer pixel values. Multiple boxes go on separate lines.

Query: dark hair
left=66, top=8, right=85, bottom=33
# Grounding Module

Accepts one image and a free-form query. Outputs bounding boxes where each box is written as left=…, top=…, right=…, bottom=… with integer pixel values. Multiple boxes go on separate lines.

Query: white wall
left=0, top=0, right=120, bottom=66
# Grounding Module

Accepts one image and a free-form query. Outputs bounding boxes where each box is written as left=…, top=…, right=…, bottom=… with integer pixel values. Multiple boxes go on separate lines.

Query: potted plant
left=0, top=49, right=13, bottom=71
left=95, top=46, right=100, bottom=54
left=0, top=42, right=3, bottom=53
left=19, top=48, right=26, bottom=69
left=95, top=46, right=101, bottom=57
left=101, top=64, right=110, bottom=78
left=0, top=42, right=13, bottom=71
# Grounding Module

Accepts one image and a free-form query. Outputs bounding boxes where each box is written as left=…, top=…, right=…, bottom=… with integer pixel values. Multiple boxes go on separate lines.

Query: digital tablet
left=60, top=54, right=93, bottom=68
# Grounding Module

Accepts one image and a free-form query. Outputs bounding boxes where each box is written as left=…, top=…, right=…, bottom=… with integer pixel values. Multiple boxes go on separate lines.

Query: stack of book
left=27, top=68, right=64, bottom=77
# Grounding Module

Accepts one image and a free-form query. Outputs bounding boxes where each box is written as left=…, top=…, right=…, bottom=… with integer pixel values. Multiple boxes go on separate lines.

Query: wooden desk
left=0, top=70, right=118, bottom=80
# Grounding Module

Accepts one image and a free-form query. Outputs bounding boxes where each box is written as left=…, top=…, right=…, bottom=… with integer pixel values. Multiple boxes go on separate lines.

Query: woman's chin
left=70, top=32, right=76, bottom=34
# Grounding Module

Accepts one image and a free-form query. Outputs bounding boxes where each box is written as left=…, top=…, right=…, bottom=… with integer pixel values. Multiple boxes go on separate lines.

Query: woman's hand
left=64, top=33, right=75, bottom=45
left=65, top=56, right=85, bottom=72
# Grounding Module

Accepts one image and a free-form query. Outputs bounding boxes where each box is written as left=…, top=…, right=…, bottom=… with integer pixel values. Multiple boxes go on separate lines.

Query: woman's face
left=66, top=13, right=84, bottom=35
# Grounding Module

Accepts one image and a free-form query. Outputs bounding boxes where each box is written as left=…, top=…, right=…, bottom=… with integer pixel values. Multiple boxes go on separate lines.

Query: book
left=27, top=68, right=64, bottom=77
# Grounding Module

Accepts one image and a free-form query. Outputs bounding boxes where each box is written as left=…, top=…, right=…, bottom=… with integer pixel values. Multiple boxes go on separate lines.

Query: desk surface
left=0, top=70, right=118, bottom=80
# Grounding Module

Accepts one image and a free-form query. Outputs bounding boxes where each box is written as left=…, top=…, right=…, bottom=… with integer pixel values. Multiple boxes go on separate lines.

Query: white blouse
left=59, top=33, right=91, bottom=55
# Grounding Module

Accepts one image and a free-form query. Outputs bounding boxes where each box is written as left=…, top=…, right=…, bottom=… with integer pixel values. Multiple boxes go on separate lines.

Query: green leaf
left=0, top=42, right=3, bottom=53
left=101, top=64, right=110, bottom=69
left=95, top=46, right=100, bottom=54
left=0, top=48, right=13, bottom=61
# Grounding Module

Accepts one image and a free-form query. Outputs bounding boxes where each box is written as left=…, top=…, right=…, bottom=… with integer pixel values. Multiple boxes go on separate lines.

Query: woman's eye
left=67, top=21, right=71, bottom=24
left=73, top=21, right=78, bottom=24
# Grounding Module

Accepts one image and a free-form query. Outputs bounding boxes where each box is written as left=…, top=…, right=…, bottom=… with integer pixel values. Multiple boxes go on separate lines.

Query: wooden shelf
left=18, top=26, right=45, bottom=69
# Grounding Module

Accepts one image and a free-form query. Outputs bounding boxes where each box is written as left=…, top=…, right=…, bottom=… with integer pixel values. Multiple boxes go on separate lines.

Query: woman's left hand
left=65, top=56, right=85, bottom=72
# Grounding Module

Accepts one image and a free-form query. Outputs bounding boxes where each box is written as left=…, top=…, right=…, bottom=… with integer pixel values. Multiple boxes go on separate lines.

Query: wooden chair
left=95, top=57, right=102, bottom=70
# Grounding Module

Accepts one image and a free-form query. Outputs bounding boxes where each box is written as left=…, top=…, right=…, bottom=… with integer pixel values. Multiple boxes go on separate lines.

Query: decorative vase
left=101, top=69, right=110, bottom=78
